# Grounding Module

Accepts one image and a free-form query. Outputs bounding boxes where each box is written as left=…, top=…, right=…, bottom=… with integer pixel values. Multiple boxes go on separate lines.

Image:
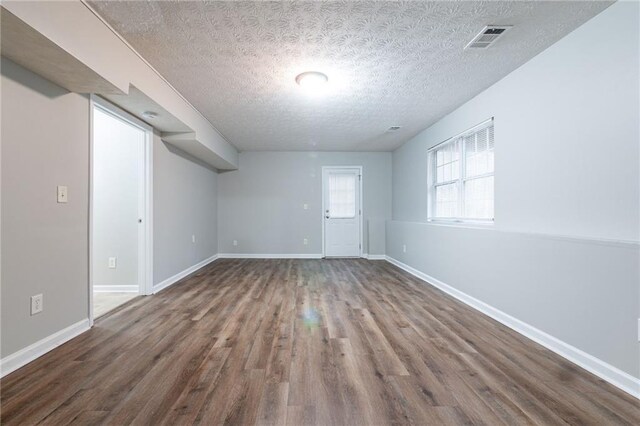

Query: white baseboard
left=94, top=285, right=138, bottom=293
left=365, top=254, right=386, bottom=260
left=218, top=253, right=387, bottom=260
left=218, top=253, right=323, bottom=259
left=153, top=254, right=218, bottom=294
left=385, top=256, right=640, bottom=399
left=0, top=318, right=91, bottom=378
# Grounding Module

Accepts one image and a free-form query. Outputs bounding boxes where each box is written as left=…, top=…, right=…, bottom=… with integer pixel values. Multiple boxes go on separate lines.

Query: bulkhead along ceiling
left=89, top=1, right=612, bottom=152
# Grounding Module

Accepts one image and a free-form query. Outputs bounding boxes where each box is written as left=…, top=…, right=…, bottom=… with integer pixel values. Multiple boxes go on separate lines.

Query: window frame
left=427, top=118, right=494, bottom=225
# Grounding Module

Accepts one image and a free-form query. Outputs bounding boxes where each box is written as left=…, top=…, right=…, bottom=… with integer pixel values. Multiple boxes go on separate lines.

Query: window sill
left=426, top=219, right=494, bottom=230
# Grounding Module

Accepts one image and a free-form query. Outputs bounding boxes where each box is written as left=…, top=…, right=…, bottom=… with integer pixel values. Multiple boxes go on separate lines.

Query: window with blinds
left=428, top=119, right=494, bottom=222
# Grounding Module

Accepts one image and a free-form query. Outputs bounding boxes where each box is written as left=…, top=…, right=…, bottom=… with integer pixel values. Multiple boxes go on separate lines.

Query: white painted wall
left=218, top=151, right=391, bottom=256
left=92, top=107, right=143, bottom=290
left=388, top=0, right=639, bottom=381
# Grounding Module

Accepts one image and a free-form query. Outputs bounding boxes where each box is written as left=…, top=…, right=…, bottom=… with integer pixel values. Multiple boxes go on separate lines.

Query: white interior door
left=323, top=167, right=362, bottom=257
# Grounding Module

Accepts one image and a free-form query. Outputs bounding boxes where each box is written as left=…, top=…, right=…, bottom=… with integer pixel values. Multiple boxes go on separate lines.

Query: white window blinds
left=328, top=173, right=356, bottom=218
left=429, top=119, right=494, bottom=222
left=464, top=125, right=494, bottom=219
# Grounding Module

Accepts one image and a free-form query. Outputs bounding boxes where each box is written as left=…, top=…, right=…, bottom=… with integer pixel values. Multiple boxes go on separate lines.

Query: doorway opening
left=322, top=166, right=363, bottom=258
left=90, top=96, right=153, bottom=322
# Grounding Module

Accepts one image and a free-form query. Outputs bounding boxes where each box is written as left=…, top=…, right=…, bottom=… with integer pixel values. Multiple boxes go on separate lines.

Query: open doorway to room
left=90, top=96, right=152, bottom=321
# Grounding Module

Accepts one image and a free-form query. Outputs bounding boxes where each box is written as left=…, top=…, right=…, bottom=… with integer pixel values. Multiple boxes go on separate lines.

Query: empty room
left=1, top=0, right=638, bottom=424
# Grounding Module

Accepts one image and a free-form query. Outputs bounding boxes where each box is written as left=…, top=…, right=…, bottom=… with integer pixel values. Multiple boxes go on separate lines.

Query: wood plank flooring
left=1, top=259, right=638, bottom=425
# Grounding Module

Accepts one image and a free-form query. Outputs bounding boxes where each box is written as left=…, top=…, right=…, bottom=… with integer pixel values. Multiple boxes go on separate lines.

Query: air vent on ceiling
left=387, top=126, right=401, bottom=131
left=465, top=25, right=512, bottom=49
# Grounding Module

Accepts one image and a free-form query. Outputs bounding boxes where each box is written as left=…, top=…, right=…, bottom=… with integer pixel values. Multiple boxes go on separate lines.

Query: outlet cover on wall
left=403, top=244, right=407, bottom=253
left=57, top=185, right=68, bottom=203
left=303, top=238, right=308, bottom=245
left=192, top=235, right=196, bottom=243
left=233, top=240, right=238, bottom=246
left=31, top=294, right=43, bottom=315
left=108, top=257, right=117, bottom=269
left=303, top=203, right=309, bottom=210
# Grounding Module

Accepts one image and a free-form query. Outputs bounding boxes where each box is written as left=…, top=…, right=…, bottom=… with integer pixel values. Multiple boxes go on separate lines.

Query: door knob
left=325, top=215, right=330, bottom=219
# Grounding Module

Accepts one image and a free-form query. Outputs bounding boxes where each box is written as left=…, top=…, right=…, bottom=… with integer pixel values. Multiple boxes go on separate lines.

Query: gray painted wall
left=1, top=58, right=90, bottom=357
left=92, top=107, right=143, bottom=289
left=218, top=151, right=391, bottom=255
left=153, top=140, right=218, bottom=285
left=387, top=222, right=639, bottom=377
left=388, top=1, right=639, bottom=378
left=1, top=58, right=220, bottom=359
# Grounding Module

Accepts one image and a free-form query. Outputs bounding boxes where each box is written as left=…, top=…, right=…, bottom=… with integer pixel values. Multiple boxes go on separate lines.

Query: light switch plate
left=303, top=238, right=308, bottom=245
left=192, top=235, right=196, bottom=243
left=57, top=185, right=68, bottom=203
left=31, top=294, right=43, bottom=315
left=303, top=203, right=309, bottom=210
left=108, top=257, right=117, bottom=269
left=233, top=240, right=238, bottom=246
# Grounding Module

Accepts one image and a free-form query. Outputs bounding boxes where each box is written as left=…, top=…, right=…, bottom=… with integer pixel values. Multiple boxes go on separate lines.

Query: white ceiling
left=89, top=1, right=611, bottom=152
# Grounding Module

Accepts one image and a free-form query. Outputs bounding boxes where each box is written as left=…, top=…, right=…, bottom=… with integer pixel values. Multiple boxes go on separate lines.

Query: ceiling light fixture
left=142, top=111, right=158, bottom=120
left=295, top=71, right=328, bottom=94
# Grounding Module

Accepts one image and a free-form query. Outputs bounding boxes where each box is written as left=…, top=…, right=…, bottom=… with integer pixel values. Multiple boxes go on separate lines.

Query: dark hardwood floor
left=1, top=259, right=638, bottom=425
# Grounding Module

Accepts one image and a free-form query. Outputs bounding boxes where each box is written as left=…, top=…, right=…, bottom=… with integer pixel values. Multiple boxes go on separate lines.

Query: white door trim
left=89, top=95, right=154, bottom=326
left=321, top=166, right=364, bottom=258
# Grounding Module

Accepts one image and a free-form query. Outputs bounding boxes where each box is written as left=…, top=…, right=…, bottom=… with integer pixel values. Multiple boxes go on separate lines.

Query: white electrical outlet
left=403, top=244, right=407, bottom=253
left=233, top=240, right=238, bottom=246
left=303, top=203, right=309, bottom=210
left=108, top=257, right=117, bottom=269
left=31, top=294, right=43, bottom=315
left=303, top=238, right=308, bottom=245
left=192, top=235, right=196, bottom=243
left=57, top=185, right=68, bottom=203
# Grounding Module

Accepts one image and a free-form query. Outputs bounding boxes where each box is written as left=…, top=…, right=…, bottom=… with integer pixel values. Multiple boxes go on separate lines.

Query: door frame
left=321, top=166, right=364, bottom=258
left=89, top=95, right=154, bottom=326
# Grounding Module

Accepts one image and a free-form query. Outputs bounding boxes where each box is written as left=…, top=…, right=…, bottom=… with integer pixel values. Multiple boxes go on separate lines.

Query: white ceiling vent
left=465, top=26, right=512, bottom=49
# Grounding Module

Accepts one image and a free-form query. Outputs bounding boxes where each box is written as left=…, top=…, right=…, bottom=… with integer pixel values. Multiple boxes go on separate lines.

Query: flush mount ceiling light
left=295, top=71, right=328, bottom=94
left=141, top=111, right=158, bottom=120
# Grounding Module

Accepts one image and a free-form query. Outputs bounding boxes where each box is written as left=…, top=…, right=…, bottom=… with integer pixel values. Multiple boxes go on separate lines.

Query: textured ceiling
left=89, top=1, right=612, bottom=152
